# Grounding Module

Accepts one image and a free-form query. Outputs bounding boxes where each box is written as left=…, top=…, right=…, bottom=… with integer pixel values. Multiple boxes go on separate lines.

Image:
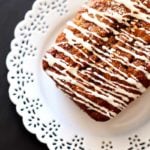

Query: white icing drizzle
left=115, top=0, right=150, bottom=23
left=63, top=29, right=129, bottom=78
left=91, top=70, right=138, bottom=91
left=81, top=70, right=140, bottom=100
left=139, top=27, right=150, bottom=35
left=81, top=13, right=119, bottom=35
left=53, top=45, right=84, bottom=67
left=137, top=0, right=150, bottom=13
left=83, top=5, right=130, bottom=25
left=63, top=28, right=146, bottom=91
left=44, top=0, right=150, bottom=119
left=117, top=45, right=148, bottom=61
left=68, top=21, right=150, bottom=79
left=134, top=40, right=150, bottom=53
left=46, top=69, right=116, bottom=118
left=115, top=35, right=150, bottom=57
left=67, top=21, right=108, bottom=42
left=45, top=54, right=127, bottom=109
left=121, top=29, right=148, bottom=44
left=72, top=97, right=114, bottom=118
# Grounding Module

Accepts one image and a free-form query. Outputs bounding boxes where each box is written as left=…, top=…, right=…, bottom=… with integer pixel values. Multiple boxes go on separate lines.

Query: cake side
left=43, top=0, right=150, bottom=121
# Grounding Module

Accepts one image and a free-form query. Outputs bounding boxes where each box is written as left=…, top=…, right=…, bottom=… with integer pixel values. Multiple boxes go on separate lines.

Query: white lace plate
left=6, top=0, right=150, bottom=149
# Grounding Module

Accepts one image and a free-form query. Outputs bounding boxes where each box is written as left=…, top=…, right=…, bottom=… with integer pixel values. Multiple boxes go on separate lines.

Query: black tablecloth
left=0, top=0, right=48, bottom=149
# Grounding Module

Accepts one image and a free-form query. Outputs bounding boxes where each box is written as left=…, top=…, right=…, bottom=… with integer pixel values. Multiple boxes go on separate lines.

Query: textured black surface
left=0, top=0, right=48, bottom=149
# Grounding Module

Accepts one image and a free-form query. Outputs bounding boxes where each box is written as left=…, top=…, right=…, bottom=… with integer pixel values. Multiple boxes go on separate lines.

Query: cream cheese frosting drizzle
left=114, top=0, right=150, bottom=23
left=44, top=0, right=150, bottom=119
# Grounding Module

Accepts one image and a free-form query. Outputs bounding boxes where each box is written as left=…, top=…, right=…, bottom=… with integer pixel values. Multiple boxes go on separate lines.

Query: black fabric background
left=0, top=0, right=48, bottom=149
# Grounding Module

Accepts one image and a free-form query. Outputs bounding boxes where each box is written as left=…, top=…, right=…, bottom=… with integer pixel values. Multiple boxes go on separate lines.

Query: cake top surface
left=43, top=0, right=150, bottom=120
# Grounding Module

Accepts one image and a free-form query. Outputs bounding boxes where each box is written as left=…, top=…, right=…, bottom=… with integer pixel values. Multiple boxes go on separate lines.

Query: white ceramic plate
left=6, top=0, right=150, bottom=149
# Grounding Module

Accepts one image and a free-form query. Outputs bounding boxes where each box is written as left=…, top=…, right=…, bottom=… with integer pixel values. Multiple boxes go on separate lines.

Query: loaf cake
left=43, top=0, right=150, bottom=121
